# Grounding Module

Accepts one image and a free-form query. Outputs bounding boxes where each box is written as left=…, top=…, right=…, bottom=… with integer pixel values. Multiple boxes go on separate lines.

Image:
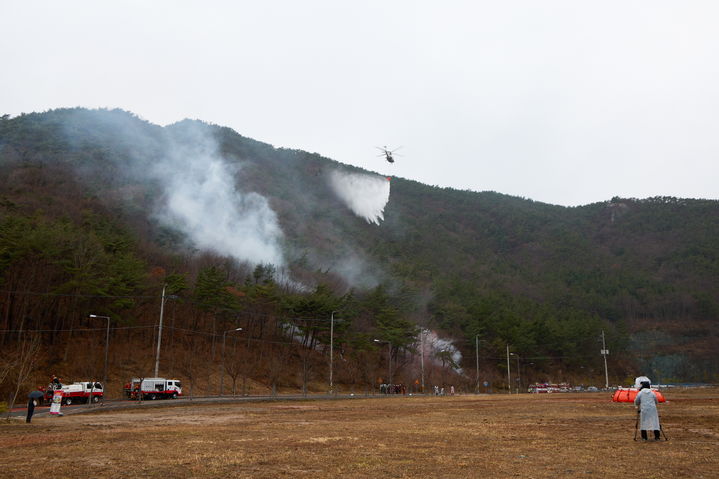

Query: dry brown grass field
left=2, top=389, right=718, bottom=478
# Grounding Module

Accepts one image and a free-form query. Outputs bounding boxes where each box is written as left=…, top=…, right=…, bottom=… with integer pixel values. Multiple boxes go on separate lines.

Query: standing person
left=634, top=380, right=661, bottom=441
left=26, top=397, right=35, bottom=423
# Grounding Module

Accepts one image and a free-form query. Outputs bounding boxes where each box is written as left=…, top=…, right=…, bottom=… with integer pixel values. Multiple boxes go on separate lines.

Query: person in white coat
left=634, top=380, right=661, bottom=441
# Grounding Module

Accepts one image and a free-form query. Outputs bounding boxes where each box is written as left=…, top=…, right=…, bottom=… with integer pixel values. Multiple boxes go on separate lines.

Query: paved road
left=7, top=392, right=396, bottom=419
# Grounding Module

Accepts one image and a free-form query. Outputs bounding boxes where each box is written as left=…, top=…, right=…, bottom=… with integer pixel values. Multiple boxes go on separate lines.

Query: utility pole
left=510, top=353, right=521, bottom=394
left=601, top=330, right=609, bottom=389
left=330, top=311, right=337, bottom=394
left=506, top=344, right=511, bottom=394
left=420, top=330, right=425, bottom=393
left=154, top=284, right=166, bottom=378
left=475, top=335, right=480, bottom=394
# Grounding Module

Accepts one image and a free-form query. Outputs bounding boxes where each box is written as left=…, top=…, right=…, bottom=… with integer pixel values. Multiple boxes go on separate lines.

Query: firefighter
left=634, top=380, right=661, bottom=441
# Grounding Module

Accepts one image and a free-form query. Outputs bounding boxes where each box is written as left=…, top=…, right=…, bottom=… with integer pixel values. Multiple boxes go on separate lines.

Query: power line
left=0, top=289, right=155, bottom=299
left=0, top=325, right=155, bottom=333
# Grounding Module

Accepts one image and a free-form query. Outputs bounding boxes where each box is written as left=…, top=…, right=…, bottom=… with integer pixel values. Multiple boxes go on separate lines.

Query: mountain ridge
left=1, top=108, right=717, bottom=390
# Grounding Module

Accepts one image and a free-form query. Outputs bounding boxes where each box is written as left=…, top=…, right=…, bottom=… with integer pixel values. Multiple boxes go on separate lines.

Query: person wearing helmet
left=634, top=380, right=661, bottom=440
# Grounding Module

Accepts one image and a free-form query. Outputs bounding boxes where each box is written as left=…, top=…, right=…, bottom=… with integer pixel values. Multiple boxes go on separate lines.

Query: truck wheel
left=92, top=395, right=100, bottom=403
left=149, top=394, right=156, bottom=400
left=171, top=392, right=178, bottom=399
left=65, top=397, right=72, bottom=405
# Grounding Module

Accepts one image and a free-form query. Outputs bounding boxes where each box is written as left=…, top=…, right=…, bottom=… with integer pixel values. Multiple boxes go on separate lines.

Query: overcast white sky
left=2, top=1, right=718, bottom=206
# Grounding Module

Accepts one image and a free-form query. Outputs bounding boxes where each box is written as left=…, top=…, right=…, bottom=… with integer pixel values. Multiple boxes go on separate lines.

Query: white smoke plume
left=421, top=330, right=463, bottom=373
left=330, top=252, right=382, bottom=290
left=328, top=170, right=391, bottom=225
left=157, top=137, right=285, bottom=268
left=62, top=111, right=287, bottom=269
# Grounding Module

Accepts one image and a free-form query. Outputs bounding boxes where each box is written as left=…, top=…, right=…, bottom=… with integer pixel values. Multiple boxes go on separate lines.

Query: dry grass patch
left=1, top=389, right=718, bottom=478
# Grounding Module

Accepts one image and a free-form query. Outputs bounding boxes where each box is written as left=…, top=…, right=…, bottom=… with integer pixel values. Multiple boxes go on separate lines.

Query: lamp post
left=510, top=352, right=521, bottom=393
left=220, top=327, right=243, bottom=396
left=89, top=314, right=110, bottom=389
left=374, top=339, right=392, bottom=384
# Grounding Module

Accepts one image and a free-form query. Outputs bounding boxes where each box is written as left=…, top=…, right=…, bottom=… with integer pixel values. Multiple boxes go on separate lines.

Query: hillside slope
left=1, top=108, right=718, bottom=385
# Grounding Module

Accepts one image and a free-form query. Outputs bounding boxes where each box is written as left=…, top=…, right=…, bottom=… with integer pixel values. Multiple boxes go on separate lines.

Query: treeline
left=0, top=207, right=427, bottom=397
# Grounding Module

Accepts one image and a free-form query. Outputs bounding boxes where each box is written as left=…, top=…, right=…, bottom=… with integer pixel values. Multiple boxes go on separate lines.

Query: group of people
left=432, top=385, right=455, bottom=396
left=26, top=375, right=63, bottom=423
left=379, top=383, right=406, bottom=395
left=378, top=384, right=459, bottom=395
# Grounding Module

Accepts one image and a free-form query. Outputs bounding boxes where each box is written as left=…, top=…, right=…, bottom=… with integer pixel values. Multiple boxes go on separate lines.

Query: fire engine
left=41, top=381, right=104, bottom=405
left=124, top=378, right=182, bottom=400
left=527, top=382, right=572, bottom=393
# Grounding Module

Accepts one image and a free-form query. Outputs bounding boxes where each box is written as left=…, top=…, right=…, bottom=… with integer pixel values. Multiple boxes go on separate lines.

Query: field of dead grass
left=1, top=388, right=718, bottom=478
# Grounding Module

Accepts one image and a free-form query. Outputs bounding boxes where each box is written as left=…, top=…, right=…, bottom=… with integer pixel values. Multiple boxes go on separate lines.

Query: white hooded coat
left=634, top=388, right=660, bottom=430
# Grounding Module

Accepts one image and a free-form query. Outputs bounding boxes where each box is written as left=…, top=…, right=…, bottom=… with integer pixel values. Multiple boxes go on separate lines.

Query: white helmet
left=634, top=376, right=651, bottom=388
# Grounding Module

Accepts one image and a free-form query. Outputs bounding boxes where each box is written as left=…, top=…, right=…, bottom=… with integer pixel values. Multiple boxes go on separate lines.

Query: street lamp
left=510, top=352, right=521, bottom=393
left=220, top=328, right=243, bottom=396
left=373, top=339, right=392, bottom=384
left=89, top=314, right=110, bottom=389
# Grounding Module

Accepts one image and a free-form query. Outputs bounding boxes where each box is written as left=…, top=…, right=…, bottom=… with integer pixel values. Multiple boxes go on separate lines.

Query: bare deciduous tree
left=5, top=335, right=40, bottom=419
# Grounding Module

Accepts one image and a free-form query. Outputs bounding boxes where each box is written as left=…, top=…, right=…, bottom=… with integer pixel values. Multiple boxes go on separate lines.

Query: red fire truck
left=40, top=381, right=104, bottom=405
left=124, top=378, right=182, bottom=400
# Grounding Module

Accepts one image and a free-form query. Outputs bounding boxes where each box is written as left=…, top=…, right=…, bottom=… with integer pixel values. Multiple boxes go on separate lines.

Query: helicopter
left=376, top=146, right=401, bottom=163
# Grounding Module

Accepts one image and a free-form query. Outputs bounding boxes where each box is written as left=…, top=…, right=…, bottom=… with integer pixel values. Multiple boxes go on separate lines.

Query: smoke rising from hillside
left=423, top=330, right=463, bottom=373
left=328, top=171, right=391, bottom=224
left=157, top=131, right=285, bottom=267
left=62, top=112, right=287, bottom=269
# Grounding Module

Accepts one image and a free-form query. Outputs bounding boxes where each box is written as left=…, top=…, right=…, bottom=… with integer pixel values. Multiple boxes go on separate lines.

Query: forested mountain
left=1, top=108, right=717, bottom=400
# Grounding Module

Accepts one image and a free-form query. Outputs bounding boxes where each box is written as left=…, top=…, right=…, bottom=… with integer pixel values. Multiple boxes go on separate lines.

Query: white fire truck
left=41, top=381, right=104, bottom=405
left=124, top=378, right=182, bottom=400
